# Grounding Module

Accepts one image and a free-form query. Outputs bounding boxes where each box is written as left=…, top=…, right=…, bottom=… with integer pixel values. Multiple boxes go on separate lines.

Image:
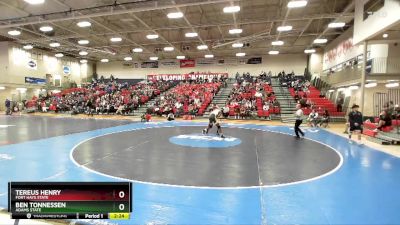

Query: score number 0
left=118, top=191, right=125, bottom=211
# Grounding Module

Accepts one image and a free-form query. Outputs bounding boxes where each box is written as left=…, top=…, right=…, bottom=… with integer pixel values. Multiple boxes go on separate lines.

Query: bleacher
left=228, top=81, right=280, bottom=119
left=289, top=86, right=345, bottom=117
left=363, top=118, right=400, bottom=145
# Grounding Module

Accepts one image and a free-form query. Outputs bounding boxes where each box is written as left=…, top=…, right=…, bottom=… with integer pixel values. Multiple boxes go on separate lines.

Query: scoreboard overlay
left=8, top=182, right=132, bottom=220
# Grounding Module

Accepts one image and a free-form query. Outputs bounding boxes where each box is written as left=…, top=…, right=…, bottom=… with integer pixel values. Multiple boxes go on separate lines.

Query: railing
left=369, top=57, right=400, bottom=74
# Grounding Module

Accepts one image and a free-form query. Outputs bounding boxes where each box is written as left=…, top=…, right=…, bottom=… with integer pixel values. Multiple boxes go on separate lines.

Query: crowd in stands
left=227, top=72, right=279, bottom=119
left=34, top=78, right=175, bottom=115
left=146, top=77, right=224, bottom=117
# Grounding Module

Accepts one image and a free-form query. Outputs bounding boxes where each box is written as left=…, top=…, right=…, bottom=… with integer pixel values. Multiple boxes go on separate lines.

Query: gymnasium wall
left=0, top=41, right=93, bottom=105
left=354, top=0, right=400, bottom=44
left=96, top=54, right=307, bottom=79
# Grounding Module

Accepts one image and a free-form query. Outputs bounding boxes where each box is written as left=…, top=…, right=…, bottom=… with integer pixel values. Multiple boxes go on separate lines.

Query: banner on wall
left=323, top=37, right=363, bottom=70
left=27, top=59, right=37, bottom=70
left=141, top=61, right=159, bottom=68
left=63, top=65, right=71, bottom=75
left=180, top=59, right=196, bottom=68
left=147, top=72, right=229, bottom=81
left=25, top=77, right=46, bottom=85
left=196, top=58, right=216, bottom=66
left=247, top=57, right=262, bottom=64
left=160, top=60, right=178, bottom=67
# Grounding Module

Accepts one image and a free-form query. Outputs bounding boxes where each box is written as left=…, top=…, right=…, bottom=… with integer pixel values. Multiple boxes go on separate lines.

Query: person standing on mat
left=203, top=108, right=225, bottom=138
left=294, top=103, right=305, bottom=139
left=348, top=104, right=363, bottom=144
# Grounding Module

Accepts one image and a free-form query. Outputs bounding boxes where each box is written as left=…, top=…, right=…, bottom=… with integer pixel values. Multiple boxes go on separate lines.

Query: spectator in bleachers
left=307, top=109, right=319, bottom=127
left=375, top=110, right=392, bottom=132
left=319, top=109, right=330, bottom=128
left=337, top=97, right=344, bottom=112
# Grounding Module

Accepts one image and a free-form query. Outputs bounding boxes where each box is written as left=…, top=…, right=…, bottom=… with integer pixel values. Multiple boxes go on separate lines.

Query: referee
left=294, top=103, right=305, bottom=139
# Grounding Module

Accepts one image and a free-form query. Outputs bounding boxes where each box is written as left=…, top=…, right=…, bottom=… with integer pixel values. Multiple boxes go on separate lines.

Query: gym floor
left=1, top=114, right=399, bottom=224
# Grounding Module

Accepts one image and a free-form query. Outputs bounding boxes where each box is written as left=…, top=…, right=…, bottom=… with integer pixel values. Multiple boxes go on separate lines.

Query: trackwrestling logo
left=169, top=133, right=241, bottom=148
left=175, top=134, right=237, bottom=142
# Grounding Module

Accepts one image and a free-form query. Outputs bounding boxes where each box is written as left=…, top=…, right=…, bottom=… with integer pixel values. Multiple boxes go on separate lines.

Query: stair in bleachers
left=133, top=81, right=179, bottom=115
left=203, top=79, right=236, bottom=117
left=271, top=78, right=297, bottom=123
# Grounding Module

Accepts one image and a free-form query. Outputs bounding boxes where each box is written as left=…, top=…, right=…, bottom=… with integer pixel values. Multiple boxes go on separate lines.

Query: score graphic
left=8, top=182, right=132, bottom=220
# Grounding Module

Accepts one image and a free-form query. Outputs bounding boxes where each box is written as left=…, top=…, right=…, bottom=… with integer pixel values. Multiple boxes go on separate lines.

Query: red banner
left=147, top=72, right=229, bottom=81
left=180, top=59, right=196, bottom=68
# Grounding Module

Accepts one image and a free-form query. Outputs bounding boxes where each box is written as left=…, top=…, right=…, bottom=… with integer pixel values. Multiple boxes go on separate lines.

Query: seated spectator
left=307, top=109, right=319, bottom=127
left=319, top=109, right=330, bottom=128
left=375, top=110, right=392, bottom=131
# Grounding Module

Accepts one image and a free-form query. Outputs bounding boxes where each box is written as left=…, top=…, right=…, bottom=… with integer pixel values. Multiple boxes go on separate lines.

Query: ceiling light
left=110, top=37, right=122, bottom=42
left=229, top=28, right=243, bottom=34
left=337, top=87, right=345, bottom=92
left=49, top=42, right=60, bottom=47
left=205, top=54, right=214, bottom=58
left=383, top=33, right=388, bottom=38
left=271, top=40, right=284, bottom=46
left=0, top=87, right=5, bottom=90
left=133, top=48, right=143, bottom=53
left=365, top=82, right=377, bottom=88
left=386, top=82, right=399, bottom=88
left=8, top=30, right=21, bottom=36
left=348, top=85, right=359, bottom=90
left=177, top=56, right=185, bottom=59
left=124, top=57, right=132, bottom=61
left=328, top=89, right=335, bottom=92
left=197, top=45, right=208, bottom=50
left=269, top=50, right=279, bottom=55
left=328, top=22, right=346, bottom=28
left=232, top=43, right=244, bottom=48
left=77, top=21, right=91, bottom=28
left=16, top=87, right=27, bottom=92
left=150, top=56, right=158, bottom=61
left=167, top=12, right=184, bottom=19
left=287, top=0, right=307, bottom=8
left=78, top=40, right=89, bottom=45
left=236, top=52, right=246, bottom=57
left=304, top=49, right=316, bottom=54
left=54, top=53, right=64, bottom=58
left=79, top=51, right=88, bottom=56
left=314, top=38, right=328, bottom=44
left=277, top=25, right=292, bottom=32
left=100, top=59, right=109, bottom=63
left=185, top=32, right=198, bottom=38
left=164, top=46, right=174, bottom=52
left=39, top=26, right=53, bottom=32
left=24, top=0, right=45, bottom=4
left=146, top=34, right=159, bottom=39
left=80, top=59, right=88, bottom=64
left=223, top=5, right=240, bottom=13
left=23, top=45, right=33, bottom=50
